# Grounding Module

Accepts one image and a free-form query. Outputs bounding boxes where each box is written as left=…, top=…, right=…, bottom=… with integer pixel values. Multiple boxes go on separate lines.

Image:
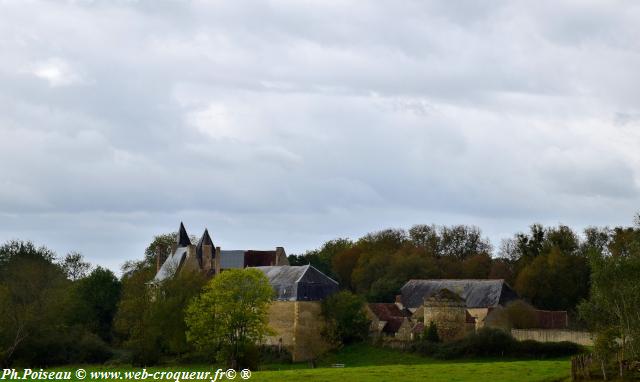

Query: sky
left=1, top=0, right=640, bottom=272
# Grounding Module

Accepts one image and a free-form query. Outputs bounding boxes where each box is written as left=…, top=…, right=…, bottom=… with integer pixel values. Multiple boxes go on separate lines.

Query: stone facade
left=264, top=301, right=332, bottom=362
left=423, top=289, right=469, bottom=341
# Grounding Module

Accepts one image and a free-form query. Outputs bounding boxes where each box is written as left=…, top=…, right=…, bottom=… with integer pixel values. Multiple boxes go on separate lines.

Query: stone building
left=422, top=289, right=475, bottom=341
left=153, top=222, right=289, bottom=283
left=152, top=223, right=338, bottom=362
left=400, top=279, right=519, bottom=328
left=257, top=265, right=339, bottom=361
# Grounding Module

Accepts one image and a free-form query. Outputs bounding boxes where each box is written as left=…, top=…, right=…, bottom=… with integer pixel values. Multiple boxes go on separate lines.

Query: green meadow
left=40, top=344, right=571, bottom=382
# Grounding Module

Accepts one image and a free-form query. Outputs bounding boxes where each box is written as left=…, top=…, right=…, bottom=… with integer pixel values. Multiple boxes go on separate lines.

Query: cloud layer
left=1, top=1, right=640, bottom=271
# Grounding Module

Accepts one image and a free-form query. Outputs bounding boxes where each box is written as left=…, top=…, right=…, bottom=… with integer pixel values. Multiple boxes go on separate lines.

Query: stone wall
left=423, top=304, right=467, bottom=341
left=264, top=301, right=332, bottom=362
left=511, top=329, right=593, bottom=346
left=467, top=308, right=490, bottom=328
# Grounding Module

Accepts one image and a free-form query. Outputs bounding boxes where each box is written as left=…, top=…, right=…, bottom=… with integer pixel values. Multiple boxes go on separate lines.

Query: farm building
left=398, top=279, right=568, bottom=332
left=366, top=303, right=422, bottom=341
left=257, top=265, right=339, bottom=361
left=399, top=279, right=519, bottom=328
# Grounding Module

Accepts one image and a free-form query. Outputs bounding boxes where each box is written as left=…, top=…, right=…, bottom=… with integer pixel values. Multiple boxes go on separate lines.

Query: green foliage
left=0, top=240, right=115, bottom=367
left=143, top=232, right=197, bottom=268
left=297, top=239, right=353, bottom=279
left=509, top=224, right=591, bottom=311
left=185, top=268, right=273, bottom=369
left=73, top=267, right=121, bottom=342
left=114, top=263, right=205, bottom=365
left=60, top=252, right=91, bottom=281
left=0, top=240, right=70, bottom=366
left=578, top=237, right=640, bottom=361
left=321, top=291, right=369, bottom=345
left=413, top=328, right=582, bottom=360
left=425, top=321, right=440, bottom=343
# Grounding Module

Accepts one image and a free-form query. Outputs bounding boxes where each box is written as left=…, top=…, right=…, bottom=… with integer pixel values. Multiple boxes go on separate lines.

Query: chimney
left=214, top=246, right=221, bottom=275
left=275, top=246, right=287, bottom=265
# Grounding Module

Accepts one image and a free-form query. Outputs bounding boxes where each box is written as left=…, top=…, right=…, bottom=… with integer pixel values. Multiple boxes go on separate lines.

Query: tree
left=61, top=251, right=91, bottom=281
left=0, top=240, right=71, bottom=367
left=113, top=263, right=159, bottom=365
left=185, top=269, right=273, bottom=369
left=438, top=225, right=492, bottom=260
left=73, top=267, right=121, bottom=342
left=409, top=224, right=439, bottom=256
left=461, top=253, right=492, bottom=278
left=515, top=246, right=589, bottom=310
left=297, top=238, right=353, bottom=279
left=331, top=247, right=362, bottom=291
left=579, top=245, right=640, bottom=375
left=320, top=291, right=369, bottom=345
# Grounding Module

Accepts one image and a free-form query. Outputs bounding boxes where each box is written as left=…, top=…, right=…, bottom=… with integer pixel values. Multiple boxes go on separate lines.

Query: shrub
left=516, top=340, right=582, bottom=358
left=412, top=327, right=583, bottom=359
left=425, top=322, right=440, bottom=343
left=321, top=291, right=369, bottom=345
left=74, top=332, right=113, bottom=363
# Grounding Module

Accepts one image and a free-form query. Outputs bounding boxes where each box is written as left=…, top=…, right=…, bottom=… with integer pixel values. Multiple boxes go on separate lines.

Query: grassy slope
left=45, top=344, right=571, bottom=382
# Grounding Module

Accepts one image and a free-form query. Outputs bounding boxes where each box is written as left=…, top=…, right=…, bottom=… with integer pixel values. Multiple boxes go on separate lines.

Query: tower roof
left=196, top=228, right=214, bottom=265
left=177, top=222, right=191, bottom=247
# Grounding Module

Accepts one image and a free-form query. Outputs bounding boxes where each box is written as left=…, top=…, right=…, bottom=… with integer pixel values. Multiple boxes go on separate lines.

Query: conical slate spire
left=177, top=222, right=191, bottom=247
left=196, top=228, right=214, bottom=261
left=197, top=228, right=214, bottom=248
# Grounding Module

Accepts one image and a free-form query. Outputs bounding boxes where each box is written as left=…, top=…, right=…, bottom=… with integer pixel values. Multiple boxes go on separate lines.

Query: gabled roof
left=177, top=222, right=191, bottom=247
left=401, top=279, right=519, bottom=309
left=255, top=265, right=339, bottom=301
left=368, top=303, right=411, bottom=335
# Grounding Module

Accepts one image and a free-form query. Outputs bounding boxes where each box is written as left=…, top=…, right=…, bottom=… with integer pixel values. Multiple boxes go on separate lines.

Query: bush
left=259, top=346, right=293, bottom=365
left=516, top=340, right=582, bottom=358
left=425, top=321, right=440, bottom=343
left=412, top=327, right=583, bottom=359
left=321, top=291, right=369, bottom=345
left=73, top=332, right=113, bottom=363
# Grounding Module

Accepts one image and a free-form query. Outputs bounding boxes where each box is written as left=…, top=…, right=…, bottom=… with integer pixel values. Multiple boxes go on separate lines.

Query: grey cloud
left=1, top=1, right=640, bottom=270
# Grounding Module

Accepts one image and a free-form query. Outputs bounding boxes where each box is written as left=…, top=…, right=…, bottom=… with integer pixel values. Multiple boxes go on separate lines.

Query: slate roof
left=401, top=279, right=519, bottom=309
left=195, top=229, right=214, bottom=266
left=256, top=265, right=339, bottom=301
left=154, top=246, right=187, bottom=282
left=219, top=250, right=246, bottom=269
left=177, top=222, right=191, bottom=247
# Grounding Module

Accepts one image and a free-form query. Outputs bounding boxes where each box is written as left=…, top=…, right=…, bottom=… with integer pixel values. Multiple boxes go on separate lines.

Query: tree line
left=1, top=217, right=639, bottom=368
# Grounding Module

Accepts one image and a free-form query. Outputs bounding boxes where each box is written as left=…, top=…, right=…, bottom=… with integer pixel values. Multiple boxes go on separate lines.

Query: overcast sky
left=1, top=1, right=640, bottom=272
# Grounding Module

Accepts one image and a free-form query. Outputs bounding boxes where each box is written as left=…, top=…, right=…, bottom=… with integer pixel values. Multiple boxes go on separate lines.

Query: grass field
left=37, top=344, right=571, bottom=382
